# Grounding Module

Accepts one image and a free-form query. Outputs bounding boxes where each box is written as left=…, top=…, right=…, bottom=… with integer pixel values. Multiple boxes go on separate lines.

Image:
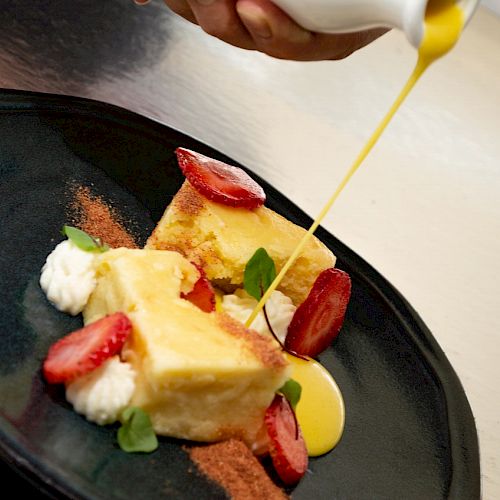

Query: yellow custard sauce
left=247, top=0, right=466, bottom=457
left=286, top=354, right=344, bottom=457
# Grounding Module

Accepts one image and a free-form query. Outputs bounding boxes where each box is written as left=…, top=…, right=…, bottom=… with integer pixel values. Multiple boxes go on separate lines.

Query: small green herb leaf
left=279, top=379, right=302, bottom=411
left=62, top=225, right=108, bottom=253
left=117, top=407, right=158, bottom=453
left=243, top=248, right=276, bottom=301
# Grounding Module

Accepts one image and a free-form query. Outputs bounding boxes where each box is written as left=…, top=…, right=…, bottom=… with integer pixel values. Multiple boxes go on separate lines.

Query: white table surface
left=1, top=1, right=498, bottom=497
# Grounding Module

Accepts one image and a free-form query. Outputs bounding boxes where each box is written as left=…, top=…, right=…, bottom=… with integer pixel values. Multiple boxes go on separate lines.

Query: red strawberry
left=43, top=312, right=132, bottom=384
left=181, top=275, right=216, bottom=312
left=175, top=148, right=265, bottom=209
left=285, top=268, right=351, bottom=358
left=265, top=394, right=308, bottom=485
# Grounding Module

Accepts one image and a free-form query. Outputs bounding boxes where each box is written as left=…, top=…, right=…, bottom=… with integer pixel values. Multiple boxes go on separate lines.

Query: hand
left=160, top=0, right=387, bottom=61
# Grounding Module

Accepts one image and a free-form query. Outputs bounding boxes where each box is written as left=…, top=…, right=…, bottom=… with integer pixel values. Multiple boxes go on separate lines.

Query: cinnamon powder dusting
left=69, top=185, right=138, bottom=249
left=188, top=439, right=288, bottom=500
left=216, top=313, right=288, bottom=369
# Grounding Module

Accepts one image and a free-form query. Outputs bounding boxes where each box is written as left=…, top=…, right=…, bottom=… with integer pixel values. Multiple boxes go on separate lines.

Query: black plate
left=0, top=90, right=480, bottom=499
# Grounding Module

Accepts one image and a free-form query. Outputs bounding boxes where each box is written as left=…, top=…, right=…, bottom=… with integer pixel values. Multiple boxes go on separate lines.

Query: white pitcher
left=271, top=0, right=479, bottom=49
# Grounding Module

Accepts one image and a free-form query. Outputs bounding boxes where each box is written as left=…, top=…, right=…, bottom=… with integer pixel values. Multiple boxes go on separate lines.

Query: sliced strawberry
left=285, top=268, right=351, bottom=358
left=43, top=312, right=132, bottom=384
left=175, top=147, right=265, bottom=209
left=265, top=394, right=308, bottom=485
left=181, top=275, right=216, bottom=312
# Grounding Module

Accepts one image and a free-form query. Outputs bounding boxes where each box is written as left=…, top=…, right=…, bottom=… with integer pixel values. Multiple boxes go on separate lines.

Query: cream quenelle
left=222, top=289, right=296, bottom=344
left=66, top=356, right=136, bottom=425
left=40, top=239, right=97, bottom=315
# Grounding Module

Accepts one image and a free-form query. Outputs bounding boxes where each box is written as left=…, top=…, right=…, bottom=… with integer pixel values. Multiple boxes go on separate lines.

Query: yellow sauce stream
left=247, top=1, right=465, bottom=456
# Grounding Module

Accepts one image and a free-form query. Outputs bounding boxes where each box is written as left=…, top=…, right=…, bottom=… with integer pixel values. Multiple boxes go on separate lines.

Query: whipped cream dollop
left=222, top=289, right=296, bottom=344
left=40, top=240, right=97, bottom=315
left=66, top=357, right=136, bottom=425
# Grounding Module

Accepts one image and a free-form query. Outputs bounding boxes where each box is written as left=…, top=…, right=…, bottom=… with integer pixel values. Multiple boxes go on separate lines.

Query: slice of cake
left=146, top=181, right=335, bottom=305
left=83, top=248, right=290, bottom=446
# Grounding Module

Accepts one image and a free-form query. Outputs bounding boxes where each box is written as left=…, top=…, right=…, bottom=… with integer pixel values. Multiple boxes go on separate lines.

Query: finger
left=163, top=0, right=198, bottom=24
left=236, top=0, right=387, bottom=61
left=186, top=0, right=256, bottom=50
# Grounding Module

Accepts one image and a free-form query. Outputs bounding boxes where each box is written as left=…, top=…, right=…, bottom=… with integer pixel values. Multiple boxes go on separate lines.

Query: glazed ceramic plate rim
left=0, top=89, right=480, bottom=499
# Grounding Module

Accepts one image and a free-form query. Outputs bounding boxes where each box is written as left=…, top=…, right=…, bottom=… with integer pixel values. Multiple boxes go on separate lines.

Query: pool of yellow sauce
left=249, top=0, right=465, bottom=457
left=286, top=354, right=345, bottom=456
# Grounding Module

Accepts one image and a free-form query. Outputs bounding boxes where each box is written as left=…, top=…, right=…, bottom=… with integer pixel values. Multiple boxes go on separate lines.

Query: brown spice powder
left=69, top=185, right=138, bottom=249
left=188, top=439, right=288, bottom=500
left=216, top=313, right=288, bottom=370
left=172, top=181, right=204, bottom=216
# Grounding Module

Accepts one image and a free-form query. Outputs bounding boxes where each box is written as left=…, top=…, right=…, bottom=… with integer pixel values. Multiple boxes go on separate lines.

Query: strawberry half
left=175, top=148, right=265, bottom=209
left=265, top=394, right=308, bottom=485
left=43, top=312, right=132, bottom=384
left=285, top=268, right=351, bottom=358
left=181, top=275, right=216, bottom=313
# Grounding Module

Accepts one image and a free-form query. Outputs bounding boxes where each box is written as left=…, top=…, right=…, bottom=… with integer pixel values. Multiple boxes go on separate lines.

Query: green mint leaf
left=279, top=379, right=302, bottom=411
left=117, top=407, right=158, bottom=453
left=62, top=225, right=108, bottom=253
left=243, top=248, right=276, bottom=301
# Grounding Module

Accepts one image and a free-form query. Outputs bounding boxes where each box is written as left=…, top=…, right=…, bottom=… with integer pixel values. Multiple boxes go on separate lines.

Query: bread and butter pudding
left=83, top=248, right=290, bottom=446
left=146, top=180, right=335, bottom=305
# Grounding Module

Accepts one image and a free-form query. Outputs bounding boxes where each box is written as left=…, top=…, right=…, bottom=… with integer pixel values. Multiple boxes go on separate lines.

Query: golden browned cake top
left=216, top=313, right=288, bottom=370
left=147, top=182, right=204, bottom=253
left=172, top=181, right=205, bottom=216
